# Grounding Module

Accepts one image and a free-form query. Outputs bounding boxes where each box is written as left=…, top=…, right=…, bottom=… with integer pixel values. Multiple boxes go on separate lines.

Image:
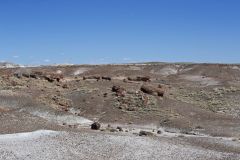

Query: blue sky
left=0, top=0, right=240, bottom=65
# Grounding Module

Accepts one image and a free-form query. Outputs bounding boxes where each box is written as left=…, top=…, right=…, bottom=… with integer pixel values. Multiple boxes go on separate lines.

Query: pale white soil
left=0, top=130, right=239, bottom=160
left=151, top=66, right=178, bottom=76
left=73, top=68, right=90, bottom=75
left=180, top=75, right=220, bottom=86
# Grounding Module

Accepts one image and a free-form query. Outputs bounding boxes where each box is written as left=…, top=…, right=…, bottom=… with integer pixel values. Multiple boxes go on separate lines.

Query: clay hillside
left=0, top=63, right=240, bottom=159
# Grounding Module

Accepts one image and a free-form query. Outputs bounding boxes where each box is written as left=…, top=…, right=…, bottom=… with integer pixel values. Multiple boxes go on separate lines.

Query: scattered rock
left=178, top=135, right=185, bottom=138
left=91, top=122, right=101, bottom=130
left=126, top=107, right=136, bottom=111
left=83, top=76, right=101, bottom=81
left=68, top=124, right=78, bottom=128
left=63, top=108, right=69, bottom=112
left=29, top=74, right=38, bottom=79
left=112, top=85, right=126, bottom=97
left=109, top=128, right=118, bottom=132
left=43, top=73, right=63, bottom=82
left=161, top=119, right=171, bottom=124
left=139, top=130, right=154, bottom=136
left=117, top=126, right=123, bottom=132
left=44, top=75, right=55, bottom=82
left=103, top=93, right=108, bottom=97
left=52, top=95, right=72, bottom=109
left=195, top=125, right=204, bottom=130
left=62, top=84, right=68, bottom=89
left=180, top=130, right=197, bottom=135
left=232, top=138, right=238, bottom=142
left=128, top=76, right=151, bottom=82
left=157, top=130, right=162, bottom=134
left=102, top=76, right=111, bottom=81
left=9, top=80, right=18, bottom=86
left=14, top=70, right=43, bottom=79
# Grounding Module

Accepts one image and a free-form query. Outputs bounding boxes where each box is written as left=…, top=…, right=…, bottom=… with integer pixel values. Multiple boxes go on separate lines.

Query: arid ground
left=0, top=63, right=240, bottom=160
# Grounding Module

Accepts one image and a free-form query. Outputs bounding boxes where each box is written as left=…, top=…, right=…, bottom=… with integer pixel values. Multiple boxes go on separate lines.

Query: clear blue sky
left=0, top=0, right=240, bottom=65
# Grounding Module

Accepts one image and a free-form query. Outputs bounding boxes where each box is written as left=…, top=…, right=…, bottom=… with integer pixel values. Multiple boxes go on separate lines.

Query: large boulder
left=140, top=84, right=164, bottom=97
left=91, top=122, right=101, bottom=130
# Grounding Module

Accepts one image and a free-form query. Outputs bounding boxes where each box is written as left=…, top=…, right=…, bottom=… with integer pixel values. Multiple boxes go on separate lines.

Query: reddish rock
left=62, top=84, right=68, bottom=89
left=128, top=76, right=151, bottom=82
left=112, top=85, right=126, bottom=97
left=102, top=76, right=111, bottom=81
left=140, top=84, right=164, bottom=97
left=83, top=76, right=101, bottom=81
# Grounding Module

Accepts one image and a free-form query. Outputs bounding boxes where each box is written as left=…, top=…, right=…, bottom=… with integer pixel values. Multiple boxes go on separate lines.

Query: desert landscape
left=0, top=62, right=239, bottom=160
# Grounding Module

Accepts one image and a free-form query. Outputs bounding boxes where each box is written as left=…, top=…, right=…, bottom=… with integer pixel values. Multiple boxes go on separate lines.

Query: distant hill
left=0, top=62, right=21, bottom=68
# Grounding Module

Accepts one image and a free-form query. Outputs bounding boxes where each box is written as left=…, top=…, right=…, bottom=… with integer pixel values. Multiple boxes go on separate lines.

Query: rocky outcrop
left=14, top=70, right=63, bottom=82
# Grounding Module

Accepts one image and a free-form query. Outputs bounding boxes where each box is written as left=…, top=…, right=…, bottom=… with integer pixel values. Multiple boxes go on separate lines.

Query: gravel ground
left=0, top=130, right=239, bottom=160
